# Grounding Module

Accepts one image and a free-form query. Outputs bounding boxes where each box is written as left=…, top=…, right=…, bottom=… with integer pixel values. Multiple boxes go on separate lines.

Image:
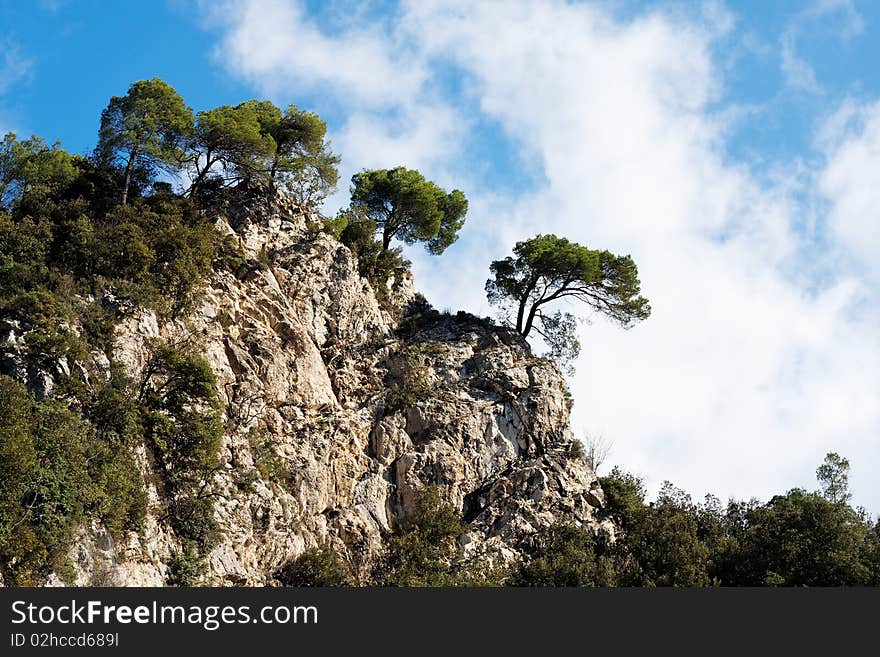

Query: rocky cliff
left=2, top=192, right=609, bottom=585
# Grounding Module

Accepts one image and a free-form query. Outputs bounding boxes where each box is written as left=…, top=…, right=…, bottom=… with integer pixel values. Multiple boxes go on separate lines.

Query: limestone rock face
left=0, top=192, right=609, bottom=585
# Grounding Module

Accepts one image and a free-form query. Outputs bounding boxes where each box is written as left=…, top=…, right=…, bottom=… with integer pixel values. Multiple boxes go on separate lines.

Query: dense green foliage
left=711, top=490, right=879, bottom=586
left=512, top=457, right=879, bottom=587
left=1, top=140, right=220, bottom=321
left=509, top=524, right=615, bottom=586
left=138, top=340, right=224, bottom=574
left=374, top=487, right=503, bottom=586
left=486, top=234, right=650, bottom=372
left=349, top=167, right=468, bottom=254
left=276, top=545, right=353, bottom=586
left=0, top=375, right=145, bottom=585
left=95, top=79, right=339, bottom=203
left=97, top=78, right=193, bottom=205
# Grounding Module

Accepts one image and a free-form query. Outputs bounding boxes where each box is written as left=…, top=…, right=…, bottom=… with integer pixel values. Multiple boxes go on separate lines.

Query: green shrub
left=385, top=358, right=432, bottom=413
left=166, top=542, right=207, bottom=587
left=0, top=377, right=94, bottom=585
left=248, top=429, right=292, bottom=487
left=139, top=341, right=223, bottom=562
left=167, top=497, right=220, bottom=556
left=321, top=213, right=348, bottom=240
left=375, top=487, right=468, bottom=587
left=0, top=371, right=151, bottom=586
left=600, top=466, right=648, bottom=529
left=86, top=440, right=147, bottom=539
left=81, top=376, right=148, bottom=537
left=276, top=545, right=353, bottom=586
left=509, top=523, right=615, bottom=587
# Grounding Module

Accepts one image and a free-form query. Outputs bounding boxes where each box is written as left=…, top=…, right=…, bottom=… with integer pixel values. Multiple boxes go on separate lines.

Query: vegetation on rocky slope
left=1, top=79, right=877, bottom=586
left=275, top=459, right=880, bottom=587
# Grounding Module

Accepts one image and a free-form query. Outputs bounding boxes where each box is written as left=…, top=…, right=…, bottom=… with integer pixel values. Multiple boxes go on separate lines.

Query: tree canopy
left=275, top=545, right=353, bottom=586
left=1, top=133, right=78, bottom=209
left=187, top=101, right=274, bottom=194
left=94, top=78, right=340, bottom=206
left=349, top=167, right=468, bottom=254
left=97, top=78, right=193, bottom=205
left=721, top=488, right=878, bottom=586
left=264, top=104, right=340, bottom=205
left=503, top=453, right=879, bottom=588
left=486, top=234, right=650, bottom=370
left=817, top=451, right=851, bottom=505
left=593, top=453, right=880, bottom=587
left=185, top=100, right=340, bottom=203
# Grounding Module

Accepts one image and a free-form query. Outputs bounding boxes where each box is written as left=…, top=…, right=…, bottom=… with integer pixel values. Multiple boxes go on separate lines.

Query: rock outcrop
left=2, top=192, right=610, bottom=585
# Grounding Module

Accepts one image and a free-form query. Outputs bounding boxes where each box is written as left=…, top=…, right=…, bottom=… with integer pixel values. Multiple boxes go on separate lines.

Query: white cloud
left=781, top=29, right=821, bottom=94
left=202, top=0, right=425, bottom=108
left=201, top=0, right=880, bottom=510
left=0, top=39, right=32, bottom=135
left=0, top=39, right=31, bottom=95
left=204, top=0, right=468, bottom=216
left=806, top=0, right=864, bottom=38
left=818, top=100, right=880, bottom=281
left=778, top=0, right=865, bottom=94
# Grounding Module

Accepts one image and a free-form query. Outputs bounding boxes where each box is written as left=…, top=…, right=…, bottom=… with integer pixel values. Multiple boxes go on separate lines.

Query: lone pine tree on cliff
left=349, top=166, right=468, bottom=254
left=486, top=234, right=650, bottom=373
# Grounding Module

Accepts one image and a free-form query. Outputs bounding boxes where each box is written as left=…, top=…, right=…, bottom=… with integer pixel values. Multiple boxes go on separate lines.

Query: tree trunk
left=515, top=295, right=528, bottom=334
left=521, top=281, right=574, bottom=338
left=515, top=275, right=540, bottom=335
left=522, top=302, right=539, bottom=338
left=269, top=156, right=280, bottom=191
left=121, top=146, right=137, bottom=206
left=189, top=150, right=214, bottom=197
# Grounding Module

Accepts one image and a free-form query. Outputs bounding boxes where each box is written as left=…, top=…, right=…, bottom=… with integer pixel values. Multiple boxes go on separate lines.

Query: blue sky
left=1, top=0, right=878, bottom=511
left=5, top=0, right=880, bottom=190
left=5, top=1, right=880, bottom=172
